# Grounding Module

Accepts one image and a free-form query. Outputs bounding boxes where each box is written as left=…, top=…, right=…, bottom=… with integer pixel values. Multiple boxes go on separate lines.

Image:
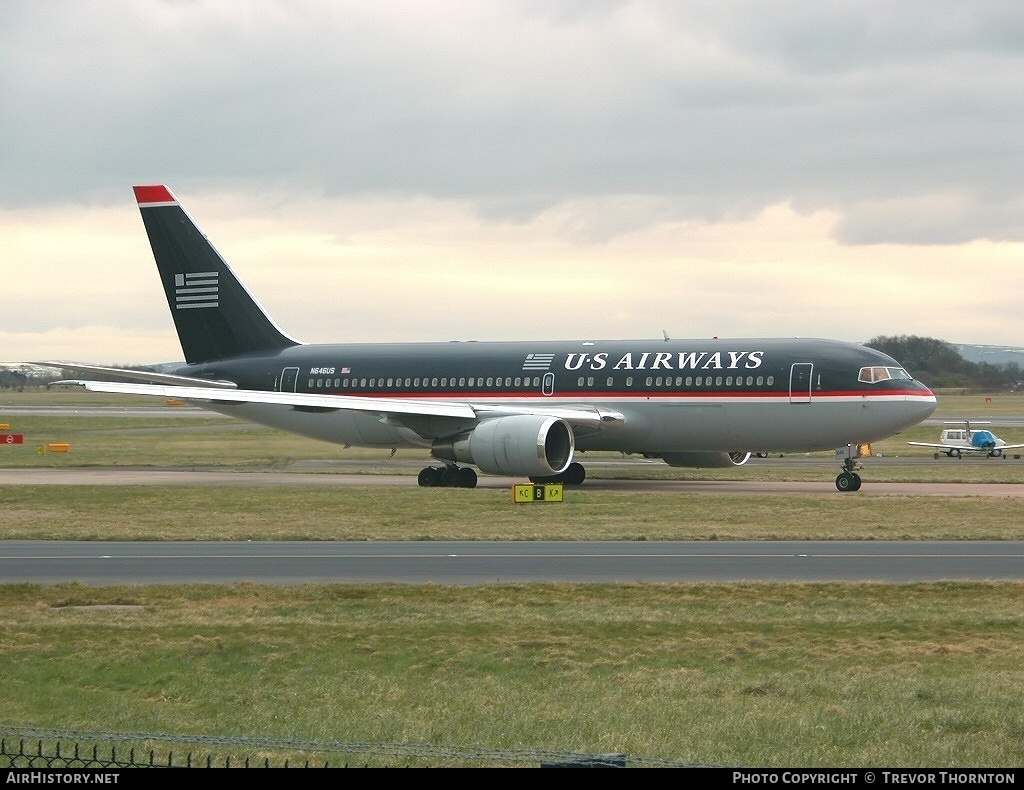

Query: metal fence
left=0, top=738, right=328, bottom=768
left=0, top=728, right=705, bottom=768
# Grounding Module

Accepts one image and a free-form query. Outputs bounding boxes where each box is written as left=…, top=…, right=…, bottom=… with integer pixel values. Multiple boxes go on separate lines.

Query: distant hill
left=950, top=344, right=1024, bottom=366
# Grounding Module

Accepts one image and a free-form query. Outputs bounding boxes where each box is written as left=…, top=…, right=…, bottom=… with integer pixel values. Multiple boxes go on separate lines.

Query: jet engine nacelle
left=656, top=451, right=752, bottom=468
left=432, top=415, right=574, bottom=476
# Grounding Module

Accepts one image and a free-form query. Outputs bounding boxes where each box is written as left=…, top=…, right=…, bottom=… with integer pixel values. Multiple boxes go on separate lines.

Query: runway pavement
left=2, top=466, right=1024, bottom=497
left=2, top=539, right=1022, bottom=585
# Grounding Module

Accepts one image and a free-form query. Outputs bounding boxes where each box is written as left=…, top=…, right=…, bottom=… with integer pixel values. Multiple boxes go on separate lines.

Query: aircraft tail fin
left=133, top=185, right=300, bottom=364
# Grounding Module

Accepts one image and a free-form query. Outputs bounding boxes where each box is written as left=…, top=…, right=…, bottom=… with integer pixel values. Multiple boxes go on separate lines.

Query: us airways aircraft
left=43, top=185, right=937, bottom=492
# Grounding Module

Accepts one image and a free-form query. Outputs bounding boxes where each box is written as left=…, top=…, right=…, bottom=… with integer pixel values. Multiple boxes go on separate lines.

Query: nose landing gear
left=835, top=453, right=863, bottom=492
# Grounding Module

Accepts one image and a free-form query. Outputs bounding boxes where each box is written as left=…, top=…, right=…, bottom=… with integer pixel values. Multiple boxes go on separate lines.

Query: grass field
left=2, top=581, right=1023, bottom=767
left=1, top=388, right=1023, bottom=767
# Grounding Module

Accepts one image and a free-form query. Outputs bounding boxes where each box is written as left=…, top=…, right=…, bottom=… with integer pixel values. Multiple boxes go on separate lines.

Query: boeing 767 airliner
left=43, top=185, right=937, bottom=491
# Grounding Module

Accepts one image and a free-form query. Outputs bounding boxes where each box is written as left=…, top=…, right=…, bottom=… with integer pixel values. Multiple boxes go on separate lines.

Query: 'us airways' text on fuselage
left=563, top=350, right=764, bottom=372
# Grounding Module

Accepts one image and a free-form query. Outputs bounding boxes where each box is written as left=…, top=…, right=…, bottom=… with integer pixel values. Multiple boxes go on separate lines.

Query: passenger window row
left=306, top=374, right=776, bottom=391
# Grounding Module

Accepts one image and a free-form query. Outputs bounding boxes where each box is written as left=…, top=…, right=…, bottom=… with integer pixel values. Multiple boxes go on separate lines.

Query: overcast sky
left=3, top=0, right=1023, bottom=366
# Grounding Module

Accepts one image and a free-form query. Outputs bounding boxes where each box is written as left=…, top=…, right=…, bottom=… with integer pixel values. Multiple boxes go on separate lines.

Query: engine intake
left=432, top=415, right=574, bottom=476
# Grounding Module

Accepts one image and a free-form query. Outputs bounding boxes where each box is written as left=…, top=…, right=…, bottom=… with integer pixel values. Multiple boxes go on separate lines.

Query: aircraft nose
left=908, top=387, right=938, bottom=423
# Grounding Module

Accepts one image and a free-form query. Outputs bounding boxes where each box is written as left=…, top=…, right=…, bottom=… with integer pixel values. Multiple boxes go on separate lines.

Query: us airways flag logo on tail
left=174, top=271, right=219, bottom=310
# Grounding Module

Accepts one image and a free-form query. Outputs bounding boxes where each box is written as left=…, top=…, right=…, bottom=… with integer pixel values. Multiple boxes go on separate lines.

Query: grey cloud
left=2, top=0, right=1023, bottom=244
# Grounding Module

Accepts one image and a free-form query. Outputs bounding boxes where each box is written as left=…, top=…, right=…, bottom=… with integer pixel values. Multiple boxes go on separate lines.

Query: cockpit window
left=858, top=366, right=913, bottom=383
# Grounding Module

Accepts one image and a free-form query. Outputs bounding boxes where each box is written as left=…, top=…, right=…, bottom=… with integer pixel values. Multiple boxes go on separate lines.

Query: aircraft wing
left=905, top=441, right=986, bottom=452
left=35, top=361, right=237, bottom=389
left=51, top=379, right=617, bottom=431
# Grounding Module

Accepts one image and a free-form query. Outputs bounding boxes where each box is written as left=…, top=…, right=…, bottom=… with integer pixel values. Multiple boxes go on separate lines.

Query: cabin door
left=542, top=372, right=555, bottom=396
left=789, top=363, right=813, bottom=403
left=278, top=366, right=300, bottom=393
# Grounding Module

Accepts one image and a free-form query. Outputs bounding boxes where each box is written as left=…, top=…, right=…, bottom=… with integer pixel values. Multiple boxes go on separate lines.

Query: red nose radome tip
left=133, top=185, right=176, bottom=205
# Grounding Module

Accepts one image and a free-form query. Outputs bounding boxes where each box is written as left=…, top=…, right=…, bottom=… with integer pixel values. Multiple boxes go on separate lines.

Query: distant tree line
left=866, top=335, right=1022, bottom=392
left=0, top=364, right=138, bottom=391
left=0, top=368, right=39, bottom=390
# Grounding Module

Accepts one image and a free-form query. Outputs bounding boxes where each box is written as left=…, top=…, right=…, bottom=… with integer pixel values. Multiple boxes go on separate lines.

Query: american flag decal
left=174, top=271, right=219, bottom=309
left=522, top=353, right=555, bottom=371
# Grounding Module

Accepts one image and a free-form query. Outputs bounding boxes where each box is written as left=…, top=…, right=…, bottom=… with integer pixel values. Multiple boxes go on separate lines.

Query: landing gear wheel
left=418, top=466, right=442, bottom=487
left=836, top=451, right=864, bottom=492
left=564, top=462, right=586, bottom=486
left=419, top=464, right=477, bottom=488
left=835, top=471, right=862, bottom=492
left=530, top=463, right=587, bottom=486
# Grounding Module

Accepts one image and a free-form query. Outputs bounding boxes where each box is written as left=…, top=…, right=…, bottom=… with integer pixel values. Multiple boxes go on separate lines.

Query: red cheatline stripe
left=308, top=390, right=929, bottom=401
left=133, top=185, right=175, bottom=205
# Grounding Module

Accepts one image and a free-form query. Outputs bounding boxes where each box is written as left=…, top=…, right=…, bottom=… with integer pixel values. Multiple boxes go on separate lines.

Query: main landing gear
left=529, top=462, right=587, bottom=486
left=417, top=464, right=478, bottom=488
left=417, top=461, right=587, bottom=488
left=835, top=456, right=863, bottom=492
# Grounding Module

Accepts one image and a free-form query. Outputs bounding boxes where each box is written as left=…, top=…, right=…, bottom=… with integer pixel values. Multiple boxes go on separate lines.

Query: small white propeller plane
left=907, top=420, right=1024, bottom=458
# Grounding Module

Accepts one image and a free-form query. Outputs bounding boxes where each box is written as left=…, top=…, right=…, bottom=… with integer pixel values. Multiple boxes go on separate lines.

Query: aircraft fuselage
left=174, top=336, right=935, bottom=455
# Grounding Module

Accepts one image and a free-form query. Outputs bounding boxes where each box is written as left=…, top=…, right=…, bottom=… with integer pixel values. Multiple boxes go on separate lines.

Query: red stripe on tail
left=133, top=184, right=175, bottom=205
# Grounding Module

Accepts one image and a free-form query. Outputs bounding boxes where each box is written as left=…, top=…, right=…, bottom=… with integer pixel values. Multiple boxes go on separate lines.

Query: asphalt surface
left=2, top=540, right=1022, bottom=585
